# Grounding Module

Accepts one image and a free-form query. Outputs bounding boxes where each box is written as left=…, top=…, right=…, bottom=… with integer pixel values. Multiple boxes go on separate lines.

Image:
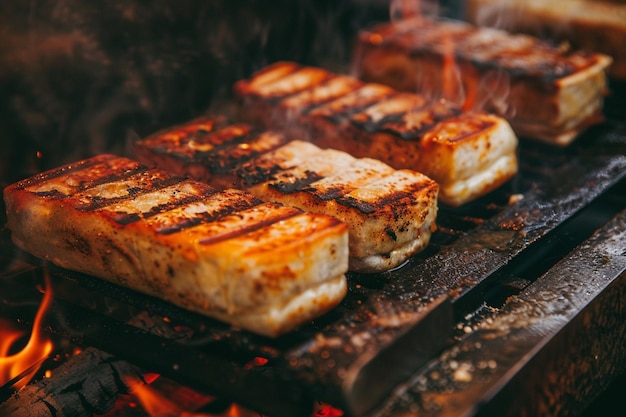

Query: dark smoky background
left=0, top=0, right=397, bottom=188
left=0, top=0, right=394, bottom=269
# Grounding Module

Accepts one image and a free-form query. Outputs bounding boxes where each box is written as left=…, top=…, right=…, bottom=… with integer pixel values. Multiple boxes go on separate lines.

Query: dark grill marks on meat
left=12, top=154, right=118, bottom=191
left=140, top=118, right=291, bottom=174
left=4, top=153, right=351, bottom=336
left=145, top=189, right=265, bottom=236
left=249, top=67, right=335, bottom=102
left=28, top=157, right=146, bottom=197
left=233, top=61, right=521, bottom=207
left=280, top=75, right=365, bottom=114
left=313, top=88, right=397, bottom=125
left=348, top=94, right=463, bottom=139
left=233, top=62, right=464, bottom=137
left=368, top=17, right=595, bottom=82
left=205, top=131, right=289, bottom=174
left=197, top=205, right=302, bottom=246
left=19, top=155, right=289, bottom=240
left=353, top=18, right=612, bottom=147
left=335, top=195, right=376, bottom=214
left=71, top=173, right=188, bottom=212
left=136, top=117, right=440, bottom=272
left=237, top=163, right=286, bottom=187
left=149, top=121, right=252, bottom=161
left=268, top=170, right=326, bottom=194
left=108, top=190, right=216, bottom=226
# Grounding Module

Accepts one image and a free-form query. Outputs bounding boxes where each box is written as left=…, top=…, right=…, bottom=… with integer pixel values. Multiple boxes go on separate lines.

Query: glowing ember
left=125, top=375, right=256, bottom=417
left=243, top=356, right=268, bottom=370
left=127, top=377, right=191, bottom=417
left=123, top=375, right=345, bottom=417
left=0, top=273, right=53, bottom=389
left=314, top=402, right=344, bottom=417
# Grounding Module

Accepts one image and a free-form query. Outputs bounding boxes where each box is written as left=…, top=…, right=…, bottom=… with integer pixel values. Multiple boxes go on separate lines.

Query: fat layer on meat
left=3, top=154, right=349, bottom=337
left=352, top=16, right=612, bottom=146
left=233, top=62, right=519, bottom=206
left=136, top=120, right=439, bottom=273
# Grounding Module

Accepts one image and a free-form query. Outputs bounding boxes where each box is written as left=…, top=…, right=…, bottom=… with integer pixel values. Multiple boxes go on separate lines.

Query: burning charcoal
left=0, top=348, right=143, bottom=417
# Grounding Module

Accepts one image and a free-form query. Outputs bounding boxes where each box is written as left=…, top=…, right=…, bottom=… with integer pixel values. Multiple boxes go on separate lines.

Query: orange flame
left=0, top=273, right=54, bottom=389
left=125, top=376, right=254, bottom=417
left=389, top=0, right=513, bottom=114
left=441, top=35, right=466, bottom=110
left=124, top=375, right=344, bottom=417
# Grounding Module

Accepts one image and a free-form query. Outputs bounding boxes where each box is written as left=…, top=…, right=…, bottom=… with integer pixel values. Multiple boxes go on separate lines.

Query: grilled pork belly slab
left=352, top=17, right=612, bottom=146
left=3, top=154, right=349, bottom=337
left=466, top=0, right=626, bottom=80
left=233, top=62, right=518, bottom=206
left=136, top=120, right=439, bottom=273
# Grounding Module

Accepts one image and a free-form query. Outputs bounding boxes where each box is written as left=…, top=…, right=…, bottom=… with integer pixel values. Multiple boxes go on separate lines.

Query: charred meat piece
left=3, top=154, right=349, bottom=337
left=136, top=120, right=439, bottom=273
left=466, top=0, right=626, bottom=80
left=233, top=62, right=518, bottom=207
left=352, top=17, right=612, bottom=146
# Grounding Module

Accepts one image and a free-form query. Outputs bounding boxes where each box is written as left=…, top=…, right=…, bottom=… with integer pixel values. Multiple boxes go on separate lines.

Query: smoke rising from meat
left=382, top=0, right=513, bottom=116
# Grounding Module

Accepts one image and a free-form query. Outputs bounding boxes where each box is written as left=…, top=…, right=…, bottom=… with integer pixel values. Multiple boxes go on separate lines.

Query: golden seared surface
left=136, top=117, right=440, bottom=273
left=359, top=16, right=611, bottom=84
left=465, top=0, right=626, bottom=79
left=233, top=62, right=519, bottom=206
left=352, top=17, right=612, bottom=145
left=4, top=154, right=349, bottom=337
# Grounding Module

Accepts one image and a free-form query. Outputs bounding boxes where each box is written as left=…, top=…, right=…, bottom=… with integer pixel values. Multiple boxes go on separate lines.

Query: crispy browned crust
left=352, top=17, right=612, bottom=145
left=465, top=0, right=626, bottom=80
left=233, top=62, right=518, bottom=206
left=4, top=154, right=349, bottom=337
left=136, top=118, right=440, bottom=273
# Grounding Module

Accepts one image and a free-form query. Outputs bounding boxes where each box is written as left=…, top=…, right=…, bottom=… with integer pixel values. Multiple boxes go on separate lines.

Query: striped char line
left=143, top=189, right=266, bottom=235
left=26, top=157, right=148, bottom=197
left=143, top=121, right=254, bottom=158
left=13, top=154, right=119, bottom=191
left=235, top=61, right=302, bottom=93
left=421, top=112, right=501, bottom=145
left=246, top=153, right=437, bottom=213
left=70, top=171, right=193, bottom=211
left=20, top=155, right=306, bottom=244
left=65, top=169, right=294, bottom=243
left=278, top=75, right=365, bottom=112
left=364, top=17, right=604, bottom=80
left=298, top=83, right=397, bottom=121
left=240, top=62, right=474, bottom=142
left=291, top=171, right=437, bottom=213
left=143, top=116, right=227, bottom=148
left=201, top=131, right=290, bottom=174
left=348, top=93, right=460, bottom=137
left=102, top=188, right=223, bottom=226
left=246, top=66, right=335, bottom=100
left=94, top=181, right=255, bottom=225
left=196, top=203, right=303, bottom=246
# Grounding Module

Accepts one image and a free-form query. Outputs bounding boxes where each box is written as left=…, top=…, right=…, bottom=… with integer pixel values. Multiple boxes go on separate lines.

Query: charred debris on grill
left=370, top=207, right=626, bottom=417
